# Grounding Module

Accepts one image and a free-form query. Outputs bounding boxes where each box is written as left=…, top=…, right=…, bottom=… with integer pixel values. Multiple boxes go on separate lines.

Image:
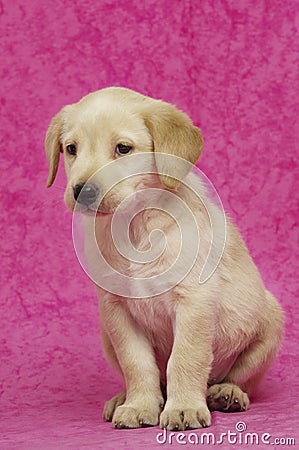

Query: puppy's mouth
left=76, top=206, right=114, bottom=217
left=95, top=209, right=114, bottom=217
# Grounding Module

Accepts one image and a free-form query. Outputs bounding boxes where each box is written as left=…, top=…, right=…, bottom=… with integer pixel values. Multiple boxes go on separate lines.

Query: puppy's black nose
left=73, top=183, right=98, bottom=205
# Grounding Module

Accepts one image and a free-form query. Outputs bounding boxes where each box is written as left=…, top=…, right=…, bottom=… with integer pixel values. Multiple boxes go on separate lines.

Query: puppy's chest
left=128, top=215, right=181, bottom=276
left=125, top=295, right=175, bottom=350
left=93, top=213, right=178, bottom=347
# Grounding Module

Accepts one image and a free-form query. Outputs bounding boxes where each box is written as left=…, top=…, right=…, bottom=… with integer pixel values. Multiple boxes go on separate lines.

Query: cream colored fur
left=45, top=87, right=284, bottom=430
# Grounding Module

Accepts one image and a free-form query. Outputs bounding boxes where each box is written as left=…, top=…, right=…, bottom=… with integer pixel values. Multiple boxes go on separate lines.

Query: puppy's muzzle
left=73, top=183, right=99, bottom=206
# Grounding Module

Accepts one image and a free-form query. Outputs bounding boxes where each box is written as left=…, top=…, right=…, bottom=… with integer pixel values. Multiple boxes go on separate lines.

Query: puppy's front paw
left=160, top=404, right=211, bottom=430
left=103, top=391, right=126, bottom=422
left=207, top=383, right=249, bottom=412
left=113, top=403, right=161, bottom=429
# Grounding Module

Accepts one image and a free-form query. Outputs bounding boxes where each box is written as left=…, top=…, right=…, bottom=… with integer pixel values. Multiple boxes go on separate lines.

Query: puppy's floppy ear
left=45, top=110, right=64, bottom=187
left=143, top=101, right=203, bottom=189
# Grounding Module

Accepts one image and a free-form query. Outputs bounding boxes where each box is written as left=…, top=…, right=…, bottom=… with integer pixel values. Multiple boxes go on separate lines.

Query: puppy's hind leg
left=208, top=291, right=284, bottom=412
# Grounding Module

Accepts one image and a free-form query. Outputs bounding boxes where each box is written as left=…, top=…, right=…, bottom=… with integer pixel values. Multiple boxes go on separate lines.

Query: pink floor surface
left=1, top=1, right=298, bottom=449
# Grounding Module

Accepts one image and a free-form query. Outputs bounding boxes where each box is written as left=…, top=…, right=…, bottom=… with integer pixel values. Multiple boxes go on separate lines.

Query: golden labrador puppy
left=45, top=87, right=284, bottom=430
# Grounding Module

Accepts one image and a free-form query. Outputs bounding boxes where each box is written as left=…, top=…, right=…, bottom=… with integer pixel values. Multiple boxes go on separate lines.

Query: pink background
left=0, top=1, right=298, bottom=449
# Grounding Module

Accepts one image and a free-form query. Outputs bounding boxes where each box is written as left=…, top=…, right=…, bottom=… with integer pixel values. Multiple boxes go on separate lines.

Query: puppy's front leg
left=101, top=296, right=164, bottom=429
left=160, top=293, right=213, bottom=430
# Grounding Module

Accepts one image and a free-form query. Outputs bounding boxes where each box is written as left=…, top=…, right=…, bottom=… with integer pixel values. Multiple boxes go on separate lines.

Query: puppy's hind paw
left=207, top=383, right=249, bottom=412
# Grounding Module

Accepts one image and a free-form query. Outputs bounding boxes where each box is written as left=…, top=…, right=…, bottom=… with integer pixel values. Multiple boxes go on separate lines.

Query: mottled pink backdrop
left=0, top=1, right=298, bottom=449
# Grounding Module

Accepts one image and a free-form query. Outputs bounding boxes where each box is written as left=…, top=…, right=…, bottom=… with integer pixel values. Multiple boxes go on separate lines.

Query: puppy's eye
left=66, top=144, right=77, bottom=156
left=116, top=143, right=132, bottom=155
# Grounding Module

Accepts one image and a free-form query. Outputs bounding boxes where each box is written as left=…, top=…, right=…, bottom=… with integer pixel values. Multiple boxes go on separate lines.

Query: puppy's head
left=45, top=87, right=203, bottom=214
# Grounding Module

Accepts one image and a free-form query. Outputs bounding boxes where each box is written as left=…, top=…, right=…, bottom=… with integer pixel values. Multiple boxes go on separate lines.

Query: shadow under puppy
left=45, top=87, right=284, bottom=430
